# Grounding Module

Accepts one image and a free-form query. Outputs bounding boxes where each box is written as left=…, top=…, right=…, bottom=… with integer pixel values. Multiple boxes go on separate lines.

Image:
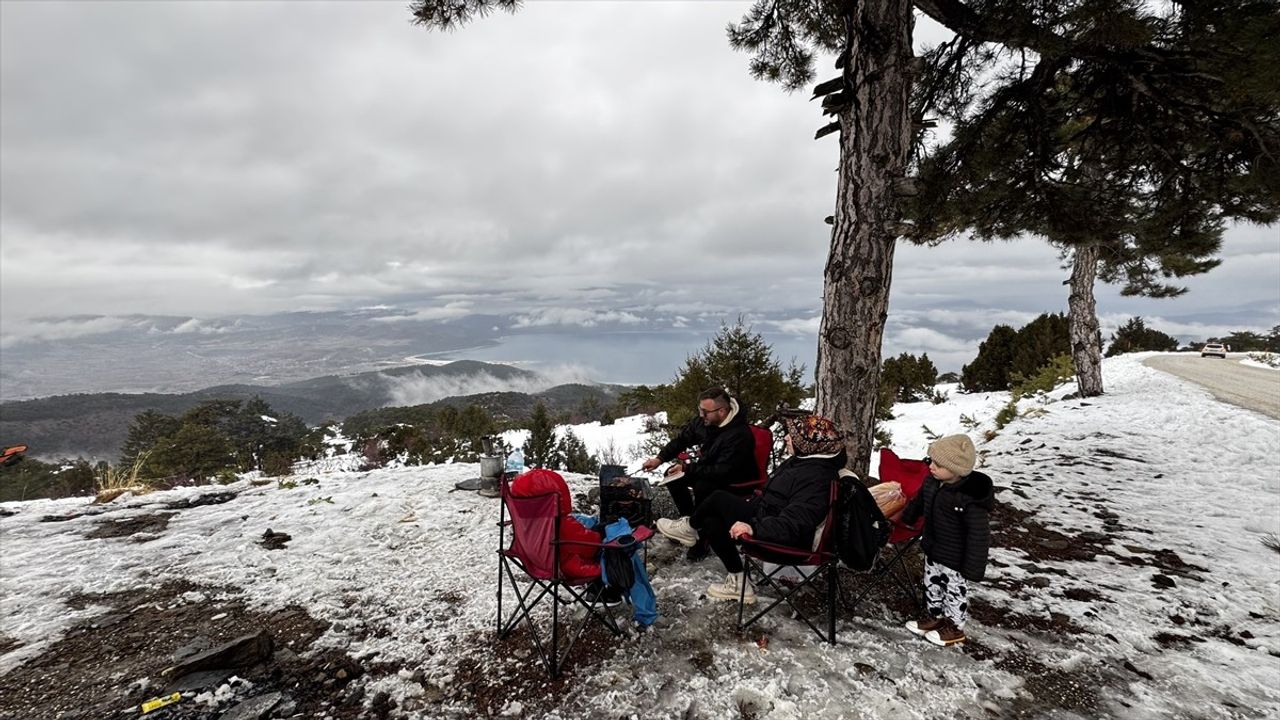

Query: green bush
left=557, top=429, right=599, bottom=474
left=657, top=318, right=807, bottom=428
left=1011, top=354, right=1077, bottom=397
left=1105, top=317, right=1179, bottom=356
left=0, top=457, right=97, bottom=502
left=523, top=402, right=561, bottom=469
left=962, top=314, right=1071, bottom=392
left=880, top=352, right=939, bottom=403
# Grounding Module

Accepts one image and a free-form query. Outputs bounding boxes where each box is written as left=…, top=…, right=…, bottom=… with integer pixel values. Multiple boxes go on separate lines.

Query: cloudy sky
left=2, top=1, right=1277, bottom=376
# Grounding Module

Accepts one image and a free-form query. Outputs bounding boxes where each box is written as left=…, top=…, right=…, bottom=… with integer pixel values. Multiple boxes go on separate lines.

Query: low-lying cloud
left=380, top=364, right=600, bottom=407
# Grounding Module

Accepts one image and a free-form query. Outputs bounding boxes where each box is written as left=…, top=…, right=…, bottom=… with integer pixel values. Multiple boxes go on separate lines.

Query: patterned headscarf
left=784, top=415, right=844, bottom=456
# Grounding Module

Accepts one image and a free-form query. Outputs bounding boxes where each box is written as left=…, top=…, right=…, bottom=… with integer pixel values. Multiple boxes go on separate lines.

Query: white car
left=1201, top=343, right=1227, bottom=358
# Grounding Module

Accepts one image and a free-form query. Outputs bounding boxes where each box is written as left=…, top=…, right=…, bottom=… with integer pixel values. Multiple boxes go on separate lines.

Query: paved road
left=1144, top=354, right=1280, bottom=420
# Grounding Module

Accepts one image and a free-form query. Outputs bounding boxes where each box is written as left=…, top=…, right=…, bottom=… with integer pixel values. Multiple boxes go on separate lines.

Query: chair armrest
left=738, top=535, right=834, bottom=561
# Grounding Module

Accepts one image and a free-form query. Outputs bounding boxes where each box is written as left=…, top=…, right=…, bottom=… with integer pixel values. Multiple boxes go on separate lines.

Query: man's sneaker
left=706, top=572, right=756, bottom=604
left=905, top=614, right=945, bottom=637
left=924, top=618, right=966, bottom=647
left=656, top=516, right=698, bottom=548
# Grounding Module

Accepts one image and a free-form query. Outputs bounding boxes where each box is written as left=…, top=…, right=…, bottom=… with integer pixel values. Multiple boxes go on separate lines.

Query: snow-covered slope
left=1, top=353, right=1277, bottom=718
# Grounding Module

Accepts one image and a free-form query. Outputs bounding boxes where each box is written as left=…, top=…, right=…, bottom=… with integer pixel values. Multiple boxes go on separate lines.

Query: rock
left=1152, top=574, right=1176, bottom=589
left=167, top=631, right=273, bottom=677
left=1078, top=531, right=1108, bottom=543
left=1028, top=576, right=1052, bottom=588
left=260, top=529, right=292, bottom=550
left=1039, top=538, right=1070, bottom=551
left=172, top=636, right=214, bottom=662
left=217, top=692, right=283, bottom=720
left=853, top=662, right=877, bottom=676
left=164, top=668, right=235, bottom=694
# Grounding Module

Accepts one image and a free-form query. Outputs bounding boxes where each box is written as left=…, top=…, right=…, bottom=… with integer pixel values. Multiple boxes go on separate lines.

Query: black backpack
left=833, top=470, right=890, bottom=571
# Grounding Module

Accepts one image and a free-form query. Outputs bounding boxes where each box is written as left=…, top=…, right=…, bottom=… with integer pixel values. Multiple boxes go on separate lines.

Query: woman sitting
left=691, top=414, right=844, bottom=604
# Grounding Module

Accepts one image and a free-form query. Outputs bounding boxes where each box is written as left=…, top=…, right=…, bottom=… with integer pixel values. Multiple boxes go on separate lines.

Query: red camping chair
left=496, top=478, right=653, bottom=678
left=726, top=425, right=774, bottom=495
left=735, top=471, right=842, bottom=644
left=841, top=448, right=930, bottom=615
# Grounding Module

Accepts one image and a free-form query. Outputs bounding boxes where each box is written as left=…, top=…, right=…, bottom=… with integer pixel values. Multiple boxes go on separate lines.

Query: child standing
left=900, top=433, right=993, bottom=647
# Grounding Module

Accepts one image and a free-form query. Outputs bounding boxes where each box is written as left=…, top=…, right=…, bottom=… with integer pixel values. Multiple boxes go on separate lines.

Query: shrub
left=880, top=352, right=939, bottom=403
left=523, top=402, right=561, bottom=469
left=962, top=314, right=1071, bottom=392
left=1105, top=317, right=1179, bottom=356
left=557, top=429, right=599, bottom=474
left=658, top=318, right=807, bottom=427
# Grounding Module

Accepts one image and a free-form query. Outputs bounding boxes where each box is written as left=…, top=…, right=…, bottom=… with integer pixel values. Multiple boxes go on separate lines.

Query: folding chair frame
left=737, top=540, right=840, bottom=644
left=735, top=474, right=842, bottom=644
left=496, top=485, right=623, bottom=679
left=839, top=532, right=924, bottom=616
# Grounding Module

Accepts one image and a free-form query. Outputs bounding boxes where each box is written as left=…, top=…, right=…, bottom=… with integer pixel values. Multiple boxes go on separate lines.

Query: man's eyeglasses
left=698, top=405, right=728, bottom=417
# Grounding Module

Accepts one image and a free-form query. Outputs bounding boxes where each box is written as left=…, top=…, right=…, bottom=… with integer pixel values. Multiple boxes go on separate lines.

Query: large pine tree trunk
left=814, top=0, right=915, bottom=478
left=1068, top=243, right=1105, bottom=397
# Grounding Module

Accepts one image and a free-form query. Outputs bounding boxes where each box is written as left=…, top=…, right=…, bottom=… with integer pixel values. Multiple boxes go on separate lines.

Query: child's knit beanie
left=928, top=434, right=976, bottom=477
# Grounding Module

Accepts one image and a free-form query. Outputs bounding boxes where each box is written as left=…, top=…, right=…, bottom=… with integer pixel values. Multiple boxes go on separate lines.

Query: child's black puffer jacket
left=901, top=470, right=993, bottom=581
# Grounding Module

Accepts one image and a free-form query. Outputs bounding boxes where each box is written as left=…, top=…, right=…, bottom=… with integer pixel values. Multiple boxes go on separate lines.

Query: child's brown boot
left=924, top=618, right=966, bottom=647
left=904, top=615, right=945, bottom=637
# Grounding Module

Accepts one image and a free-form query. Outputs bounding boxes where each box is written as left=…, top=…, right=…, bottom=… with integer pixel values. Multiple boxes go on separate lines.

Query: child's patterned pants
left=923, top=558, right=969, bottom=628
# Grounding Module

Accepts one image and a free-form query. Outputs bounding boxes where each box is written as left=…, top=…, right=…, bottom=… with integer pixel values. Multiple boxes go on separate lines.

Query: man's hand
left=641, top=456, right=662, bottom=472
left=729, top=521, right=753, bottom=540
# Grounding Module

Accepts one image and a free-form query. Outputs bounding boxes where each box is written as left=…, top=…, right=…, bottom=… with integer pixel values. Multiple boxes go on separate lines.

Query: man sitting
left=643, top=387, right=759, bottom=560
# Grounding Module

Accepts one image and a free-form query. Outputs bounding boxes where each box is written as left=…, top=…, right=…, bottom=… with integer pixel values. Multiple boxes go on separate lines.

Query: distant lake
left=432, top=330, right=819, bottom=386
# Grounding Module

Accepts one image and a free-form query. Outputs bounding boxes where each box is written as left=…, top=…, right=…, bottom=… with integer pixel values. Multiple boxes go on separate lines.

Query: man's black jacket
left=657, top=397, right=758, bottom=488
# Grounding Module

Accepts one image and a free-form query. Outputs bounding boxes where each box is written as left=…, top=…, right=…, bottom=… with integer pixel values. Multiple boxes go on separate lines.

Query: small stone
left=1078, top=531, right=1108, bottom=543
left=1152, top=574, right=1176, bottom=589
left=217, top=691, right=283, bottom=720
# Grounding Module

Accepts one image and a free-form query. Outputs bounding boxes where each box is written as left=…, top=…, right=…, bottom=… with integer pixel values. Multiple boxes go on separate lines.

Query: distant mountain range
left=0, top=361, right=625, bottom=462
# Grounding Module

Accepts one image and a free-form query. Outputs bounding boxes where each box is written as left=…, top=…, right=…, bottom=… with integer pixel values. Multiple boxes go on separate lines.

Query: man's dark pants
left=690, top=490, right=755, bottom=574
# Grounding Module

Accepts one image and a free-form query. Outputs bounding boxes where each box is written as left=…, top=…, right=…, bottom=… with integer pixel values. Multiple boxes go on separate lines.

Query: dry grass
left=1263, top=533, right=1280, bottom=555
left=93, top=452, right=153, bottom=504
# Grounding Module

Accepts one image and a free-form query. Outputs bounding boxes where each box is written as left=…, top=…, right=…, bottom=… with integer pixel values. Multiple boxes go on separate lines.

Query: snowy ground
left=1, top=353, right=1277, bottom=719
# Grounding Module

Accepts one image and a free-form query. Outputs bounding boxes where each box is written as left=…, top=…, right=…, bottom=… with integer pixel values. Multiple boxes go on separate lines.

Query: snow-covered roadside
left=2, top=353, right=1277, bottom=718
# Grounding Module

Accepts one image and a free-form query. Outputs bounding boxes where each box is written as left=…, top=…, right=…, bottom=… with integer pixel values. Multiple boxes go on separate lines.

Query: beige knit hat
left=927, top=434, right=976, bottom=477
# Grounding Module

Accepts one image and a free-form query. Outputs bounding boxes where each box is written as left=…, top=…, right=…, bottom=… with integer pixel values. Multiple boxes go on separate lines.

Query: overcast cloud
left=2, top=1, right=1277, bottom=380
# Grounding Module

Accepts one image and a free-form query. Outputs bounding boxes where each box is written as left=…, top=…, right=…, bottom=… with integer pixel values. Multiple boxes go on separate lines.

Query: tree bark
left=815, top=0, right=915, bottom=478
left=1068, top=243, right=1105, bottom=397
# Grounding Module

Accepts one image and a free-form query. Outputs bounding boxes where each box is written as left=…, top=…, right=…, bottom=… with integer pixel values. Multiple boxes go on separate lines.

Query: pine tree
left=557, top=429, right=599, bottom=475
left=1106, top=317, right=1180, bottom=357
left=522, top=402, right=560, bottom=469
left=659, top=319, right=807, bottom=428
left=961, top=325, right=1018, bottom=392
left=881, top=352, right=939, bottom=403
left=905, top=0, right=1280, bottom=397
left=120, top=410, right=180, bottom=467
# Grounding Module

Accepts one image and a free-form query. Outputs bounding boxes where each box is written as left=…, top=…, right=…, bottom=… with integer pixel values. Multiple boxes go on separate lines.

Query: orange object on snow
left=1, top=444, right=28, bottom=467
